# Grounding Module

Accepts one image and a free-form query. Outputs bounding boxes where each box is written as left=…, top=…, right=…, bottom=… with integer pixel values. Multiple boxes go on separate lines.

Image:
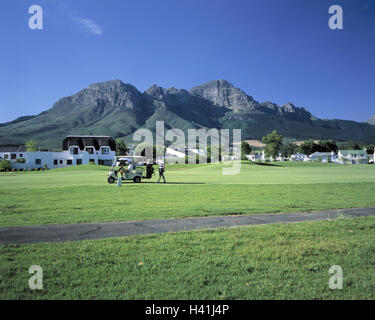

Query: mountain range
left=1, top=79, right=375, bottom=148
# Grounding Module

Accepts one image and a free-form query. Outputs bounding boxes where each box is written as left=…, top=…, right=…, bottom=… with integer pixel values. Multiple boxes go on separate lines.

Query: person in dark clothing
left=157, top=160, right=166, bottom=183
left=118, top=164, right=125, bottom=179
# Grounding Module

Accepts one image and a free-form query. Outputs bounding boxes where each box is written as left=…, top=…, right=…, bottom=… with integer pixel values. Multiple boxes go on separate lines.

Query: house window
left=35, top=159, right=41, bottom=165
left=67, top=159, right=73, bottom=165
left=86, top=147, right=94, bottom=155
left=54, top=160, right=58, bottom=165
left=4, top=154, right=9, bottom=159
left=19, top=154, right=23, bottom=157
left=76, top=159, right=82, bottom=165
left=100, top=160, right=113, bottom=166
left=101, top=147, right=109, bottom=155
left=70, top=147, right=78, bottom=155
left=11, top=154, right=16, bottom=159
left=89, top=159, right=95, bottom=163
left=59, top=160, right=63, bottom=164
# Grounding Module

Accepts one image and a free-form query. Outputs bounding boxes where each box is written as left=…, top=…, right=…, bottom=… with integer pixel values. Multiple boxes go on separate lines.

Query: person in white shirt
left=157, top=159, right=166, bottom=183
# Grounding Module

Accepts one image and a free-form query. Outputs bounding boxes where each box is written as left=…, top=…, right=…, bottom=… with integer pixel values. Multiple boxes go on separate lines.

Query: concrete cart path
left=1, top=207, right=375, bottom=245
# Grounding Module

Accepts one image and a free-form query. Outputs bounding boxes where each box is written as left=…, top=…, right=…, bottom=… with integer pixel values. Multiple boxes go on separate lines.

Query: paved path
left=1, top=207, right=375, bottom=245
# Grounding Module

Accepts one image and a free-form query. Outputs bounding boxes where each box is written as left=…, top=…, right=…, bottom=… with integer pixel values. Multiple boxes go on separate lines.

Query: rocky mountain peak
left=88, top=79, right=125, bottom=90
left=189, top=79, right=258, bottom=110
left=145, top=85, right=190, bottom=102
left=54, top=79, right=141, bottom=110
left=281, top=102, right=297, bottom=112
left=260, top=101, right=278, bottom=111
left=145, top=85, right=166, bottom=100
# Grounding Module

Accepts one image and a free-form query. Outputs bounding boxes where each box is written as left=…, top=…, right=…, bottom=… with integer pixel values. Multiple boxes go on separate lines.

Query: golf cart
left=107, top=156, right=155, bottom=184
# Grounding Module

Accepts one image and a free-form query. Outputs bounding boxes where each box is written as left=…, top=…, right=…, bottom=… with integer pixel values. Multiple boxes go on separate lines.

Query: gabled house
left=309, top=151, right=337, bottom=163
left=9, top=136, right=116, bottom=170
left=337, top=149, right=368, bottom=164
left=62, top=136, right=116, bottom=166
left=0, top=145, right=27, bottom=162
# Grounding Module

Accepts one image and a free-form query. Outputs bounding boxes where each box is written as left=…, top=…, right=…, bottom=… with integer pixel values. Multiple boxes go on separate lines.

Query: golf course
left=1, top=161, right=375, bottom=299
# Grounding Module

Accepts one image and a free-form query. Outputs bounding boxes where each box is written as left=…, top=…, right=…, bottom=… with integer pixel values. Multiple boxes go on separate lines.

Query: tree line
left=240, top=131, right=375, bottom=159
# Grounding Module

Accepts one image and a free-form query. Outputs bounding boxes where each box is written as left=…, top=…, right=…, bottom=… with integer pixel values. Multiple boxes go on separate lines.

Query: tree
left=317, top=139, right=338, bottom=153
left=280, top=142, right=298, bottom=157
left=339, top=141, right=362, bottom=150
left=298, top=139, right=337, bottom=155
left=25, top=140, right=38, bottom=151
left=262, top=131, right=283, bottom=159
left=298, top=139, right=316, bottom=155
left=115, top=138, right=128, bottom=156
left=240, top=141, right=252, bottom=160
left=207, top=146, right=223, bottom=163
left=0, top=159, right=12, bottom=172
left=364, top=144, right=375, bottom=154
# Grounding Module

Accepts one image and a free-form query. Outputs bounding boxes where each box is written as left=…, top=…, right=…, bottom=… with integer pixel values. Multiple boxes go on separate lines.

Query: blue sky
left=0, top=0, right=374, bottom=123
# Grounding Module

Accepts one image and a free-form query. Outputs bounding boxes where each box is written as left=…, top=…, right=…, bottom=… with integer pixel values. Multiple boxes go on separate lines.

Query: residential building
left=6, top=136, right=116, bottom=170
left=0, top=145, right=27, bottom=162
left=309, top=151, right=337, bottom=163
left=290, top=153, right=308, bottom=161
left=337, top=149, right=368, bottom=164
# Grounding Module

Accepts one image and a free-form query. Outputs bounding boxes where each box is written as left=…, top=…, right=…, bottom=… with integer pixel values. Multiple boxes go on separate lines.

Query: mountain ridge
left=1, top=79, right=374, bottom=148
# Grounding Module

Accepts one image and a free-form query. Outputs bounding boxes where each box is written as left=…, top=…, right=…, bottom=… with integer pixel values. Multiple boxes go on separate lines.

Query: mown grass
left=1, top=217, right=374, bottom=299
left=0, top=162, right=374, bottom=227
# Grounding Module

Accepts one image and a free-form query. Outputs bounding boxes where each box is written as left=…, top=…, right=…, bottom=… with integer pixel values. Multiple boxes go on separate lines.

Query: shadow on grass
left=244, top=161, right=282, bottom=167
left=135, top=182, right=206, bottom=185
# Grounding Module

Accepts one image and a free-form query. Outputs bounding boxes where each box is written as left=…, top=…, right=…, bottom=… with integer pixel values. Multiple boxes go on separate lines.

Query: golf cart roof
left=115, top=155, right=149, bottom=164
left=116, top=155, right=144, bottom=158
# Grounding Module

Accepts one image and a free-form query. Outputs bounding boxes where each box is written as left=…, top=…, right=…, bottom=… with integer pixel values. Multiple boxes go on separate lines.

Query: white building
left=3, top=136, right=116, bottom=170
left=246, top=153, right=262, bottom=162
left=275, top=153, right=285, bottom=162
left=165, top=147, right=186, bottom=159
left=290, top=153, right=308, bottom=162
left=0, top=145, right=27, bottom=162
left=337, top=149, right=368, bottom=164
left=309, top=151, right=337, bottom=163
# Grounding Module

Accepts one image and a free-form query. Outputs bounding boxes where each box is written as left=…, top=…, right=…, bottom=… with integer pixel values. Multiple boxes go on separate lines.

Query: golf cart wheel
left=107, top=177, right=115, bottom=184
left=133, top=176, right=141, bottom=183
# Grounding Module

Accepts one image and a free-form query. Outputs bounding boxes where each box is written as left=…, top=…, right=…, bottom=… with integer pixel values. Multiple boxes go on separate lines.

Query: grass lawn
left=0, top=162, right=375, bottom=227
left=1, top=216, right=374, bottom=299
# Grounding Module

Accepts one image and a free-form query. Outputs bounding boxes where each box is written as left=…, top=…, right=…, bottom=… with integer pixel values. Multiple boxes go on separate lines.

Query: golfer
left=157, top=160, right=166, bottom=183
left=118, top=164, right=125, bottom=179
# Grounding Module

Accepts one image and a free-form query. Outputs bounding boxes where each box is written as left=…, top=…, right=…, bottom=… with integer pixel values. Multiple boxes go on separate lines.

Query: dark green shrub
left=0, top=159, right=12, bottom=172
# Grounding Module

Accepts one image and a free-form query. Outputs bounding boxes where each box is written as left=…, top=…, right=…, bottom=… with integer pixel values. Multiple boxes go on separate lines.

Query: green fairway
left=0, top=162, right=375, bottom=227
left=1, top=216, right=374, bottom=299
left=1, top=161, right=375, bottom=189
